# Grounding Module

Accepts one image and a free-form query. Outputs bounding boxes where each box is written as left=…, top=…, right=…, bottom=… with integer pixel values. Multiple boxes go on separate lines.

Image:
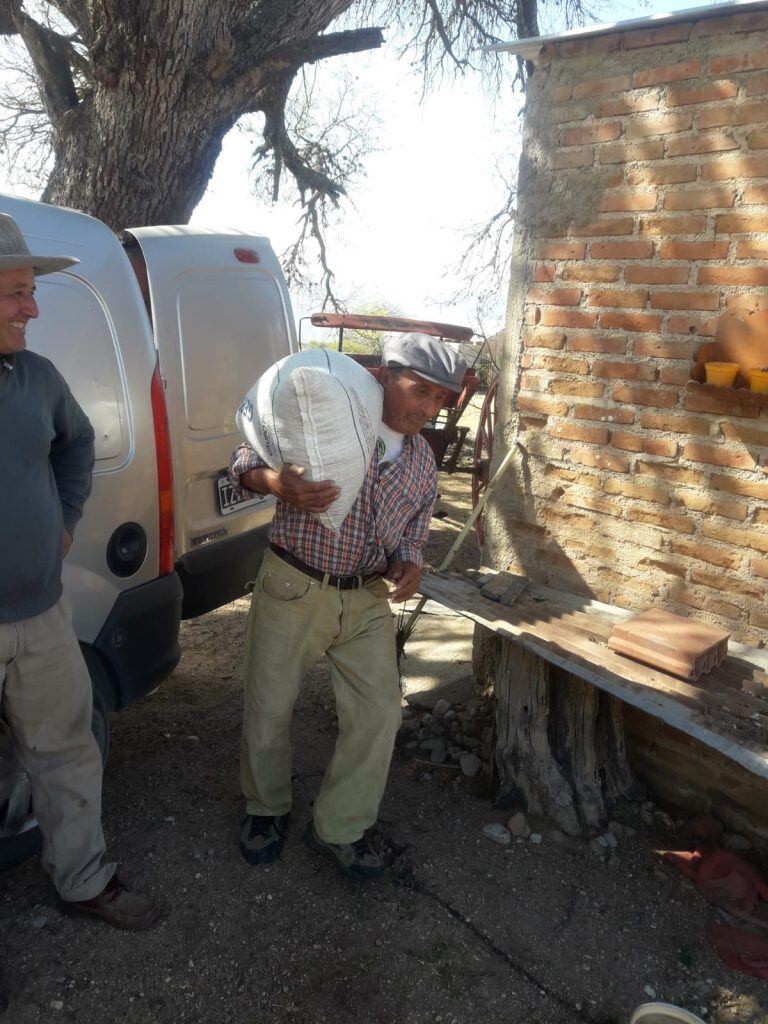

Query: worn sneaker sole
left=302, top=822, right=385, bottom=881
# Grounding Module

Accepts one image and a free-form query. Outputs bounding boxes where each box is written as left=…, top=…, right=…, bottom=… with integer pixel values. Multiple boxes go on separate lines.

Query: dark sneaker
left=302, top=821, right=385, bottom=881
left=240, top=814, right=287, bottom=864
left=60, top=875, right=161, bottom=931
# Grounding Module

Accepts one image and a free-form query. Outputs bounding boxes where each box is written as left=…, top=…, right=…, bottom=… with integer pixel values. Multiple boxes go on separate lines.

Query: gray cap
left=382, top=332, right=467, bottom=393
left=0, top=213, right=79, bottom=276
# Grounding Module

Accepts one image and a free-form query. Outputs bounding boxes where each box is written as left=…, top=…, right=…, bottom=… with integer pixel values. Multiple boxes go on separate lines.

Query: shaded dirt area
left=1, top=400, right=767, bottom=1024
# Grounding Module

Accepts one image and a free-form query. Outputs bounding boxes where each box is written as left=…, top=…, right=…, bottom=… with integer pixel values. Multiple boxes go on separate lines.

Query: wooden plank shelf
left=417, top=569, right=768, bottom=782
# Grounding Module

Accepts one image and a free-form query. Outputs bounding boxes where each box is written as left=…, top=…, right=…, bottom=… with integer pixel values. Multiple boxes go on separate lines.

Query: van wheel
left=0, top=687, right=110, bottom=872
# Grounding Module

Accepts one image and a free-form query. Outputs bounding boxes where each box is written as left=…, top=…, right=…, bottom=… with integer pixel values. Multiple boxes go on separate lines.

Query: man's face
left=0, top=267, right=38, bottom=355
left=380, top=367, right=452, bottom=435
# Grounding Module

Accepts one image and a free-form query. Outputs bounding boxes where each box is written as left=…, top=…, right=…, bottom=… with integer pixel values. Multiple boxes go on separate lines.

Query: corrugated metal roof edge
left=485, top=0, right=768, bottom=60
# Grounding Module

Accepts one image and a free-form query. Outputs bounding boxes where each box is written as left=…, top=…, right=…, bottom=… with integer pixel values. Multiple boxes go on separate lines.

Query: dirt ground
left=1, top=401, right=767, bottom=1024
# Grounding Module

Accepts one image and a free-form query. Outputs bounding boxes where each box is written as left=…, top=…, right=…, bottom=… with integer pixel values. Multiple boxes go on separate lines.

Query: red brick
left=701, top=154, right=768, bottom=179
left=548, top=379, right=605, bottom=398
left=517, top=395, right=569, bottom=417
left=590, top=240, right=654, bottom=260
left=536, top=308, right=598, bottom=329
left=698, top=101, right=768, bottom=129
left=747, top=129, right=768, bottom=149
left=624, top=266, right=689, bottom=285
left=663, top=188, right=736, bottom=210
left=519, top=372, right=544, bottom=392
left=626, top=112, right=694, bottom=138
left=533, top=263, right=556, bottom=283
left=636, top=461, right=702, bottom=485
left=595, top=94, right=659, bottom=118
left=597, top=192, right=658, bottom=213
left=588, top=289, right=648, bottom=308
left=549, top=422, right=609, bottom=445
left=710, top=473, right=768, bottom=499
left=683, top=441, right=758, bottom=470
left=746, top=73, right=768, bottom=97
left=562, top=123, right=621, bottom=147
left=561, top=489, right=625, bottom=514
left=715, top=212, right=768, bottom=233
left=743, top=183, right=768, bottom=203
left=701, top=521, right=768, bottom=553
left=626, top=508, right=696, bottom=534
left=613, top=384, right=679, bottom=408
left=690, top=569, right=762, bottom=598
left=696, top=11, right=768, bottom=35
left=632, top=339, right=695, bottom=359
left=611, top=430, right=642, bottom=452
left=649, top=291, right=720, bottom=311
left=674, top=588, right=743, bottom=621
left=684, top=383, right=762, bottom=418
left=565, top=334, right=627, bottom=354
left=627, top=164, right=697, bottom=186
left=527, top=286, right=582, bottom=305
left=698, top=265, right=768, bottom=286
left=537, top=241, right=586, bottom=260
left=535, top=355, right=590, bottom=374
left=623, top=24, right=691, bottom=49
left=665, top=132, right=739, bottom=156
left=633, top=59, right=700, bottom=88
left=640, top=411, right=711, bottom=435
left=573, top=403, right=635, bottom=424
left=660, top=366, right=694, bottom=385
left=599, top=141, right=665, bottom=164
left=600, top=311, right=662, bottom=333
left=549, top=105, right=589, bottom=125
left=671, top=539, right=743, bottom=571
left=725, top=293, right=768, bottom=314
left=560, top=264, right=622, bottom=283
left=639, top=215, right=709, bottom=236
left=637, top=557, right=687, bottom=579
left=750, top=608, right=768, bottom=629
left=558, top=35, right=621, bottom=58
left=551, top=84, right=573, bottom=103
left=604, top=477, right=670, bottom=504
left=658, top=240, right=731, bottom=260
left=678, top=493, right=750, bottom=521
left=720, top=421, right=768, bottom=446
left=751, top=556, right=768, bottom=578
left=708, top=51, right=768, bottom=75
left=591, top=360, right=656, bottom=380
left=642, top=438, right=679, bottom=458
left=524, top=329, right=566, bottom=350
left=667, top=314, right=718, bottom=337
left=666, top=81, right=739, bottom=107
left=570, top=218, right=634, bottom=237
left=572, top=74, right=632, bottom=99
left=569, top=449, right=631, bottom=473
left=737, top=237, right=768, bottom=258
left=552, top=149, right=595, bottom=170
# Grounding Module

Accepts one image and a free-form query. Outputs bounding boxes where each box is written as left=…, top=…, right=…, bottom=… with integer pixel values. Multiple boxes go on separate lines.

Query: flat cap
left=382, top=333, right=467, bottom=393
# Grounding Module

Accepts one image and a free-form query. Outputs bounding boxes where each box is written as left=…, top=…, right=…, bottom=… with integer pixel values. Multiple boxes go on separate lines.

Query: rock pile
left=396, top=697, right=494, bottom=778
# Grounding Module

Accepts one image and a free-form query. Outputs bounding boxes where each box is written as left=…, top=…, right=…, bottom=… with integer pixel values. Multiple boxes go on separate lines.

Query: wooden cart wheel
left=471, top=375, right=499, bottom=546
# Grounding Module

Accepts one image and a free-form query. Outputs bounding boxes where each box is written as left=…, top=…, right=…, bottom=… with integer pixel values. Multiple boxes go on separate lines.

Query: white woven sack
left=236, top=349, right=383, bottom=532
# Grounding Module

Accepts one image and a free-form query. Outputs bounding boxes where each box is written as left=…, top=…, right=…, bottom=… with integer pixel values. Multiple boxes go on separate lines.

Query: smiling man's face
left=0, top=266, right=38, bottom=356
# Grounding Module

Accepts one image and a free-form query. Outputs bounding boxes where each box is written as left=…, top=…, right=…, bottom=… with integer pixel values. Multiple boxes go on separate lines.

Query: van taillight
left=150, top=363, right=174, bottom=576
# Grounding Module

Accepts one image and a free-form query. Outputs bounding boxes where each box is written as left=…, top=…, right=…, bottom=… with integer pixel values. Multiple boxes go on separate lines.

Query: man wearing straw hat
left=230, top=333, right=467, bottom=880
left=0, top=212, right=159, bottom=930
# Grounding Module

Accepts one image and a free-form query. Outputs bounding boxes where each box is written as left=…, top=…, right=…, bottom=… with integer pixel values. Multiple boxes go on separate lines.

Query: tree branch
left=13, top=9, right=78, bottom=120
left=0, top=0, right=20, bottom=36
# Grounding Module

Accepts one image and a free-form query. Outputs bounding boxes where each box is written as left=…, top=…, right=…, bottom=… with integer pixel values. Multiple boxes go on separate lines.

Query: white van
left=0, top=194, right=295, bottom=866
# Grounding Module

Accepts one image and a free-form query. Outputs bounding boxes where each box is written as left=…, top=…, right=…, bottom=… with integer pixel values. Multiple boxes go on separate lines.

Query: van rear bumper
left=93, top=571, right=183, bottom=709
left=176, top=525, right=270, bottom=619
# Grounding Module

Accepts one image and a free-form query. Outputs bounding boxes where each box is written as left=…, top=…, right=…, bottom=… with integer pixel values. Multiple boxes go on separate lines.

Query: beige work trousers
left=240, top=548, right=402, bottom=845
left=0, top=598, right=115, bottom=901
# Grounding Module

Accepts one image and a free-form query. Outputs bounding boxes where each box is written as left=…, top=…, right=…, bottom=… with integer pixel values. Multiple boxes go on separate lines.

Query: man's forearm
left=240, top=466, right=278, bottom=497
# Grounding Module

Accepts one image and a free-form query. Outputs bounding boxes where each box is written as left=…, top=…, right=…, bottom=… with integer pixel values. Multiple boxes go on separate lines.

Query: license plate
left=216, top=475, right=266, bottom=516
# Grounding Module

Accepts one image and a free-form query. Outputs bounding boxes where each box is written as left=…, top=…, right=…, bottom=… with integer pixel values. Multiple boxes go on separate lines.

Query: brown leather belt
left=269, top=543, right=383, bottom=591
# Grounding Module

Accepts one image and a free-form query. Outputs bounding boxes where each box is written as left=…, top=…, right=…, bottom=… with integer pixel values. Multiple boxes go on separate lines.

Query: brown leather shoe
left=60, top=874, right=161, bottom=931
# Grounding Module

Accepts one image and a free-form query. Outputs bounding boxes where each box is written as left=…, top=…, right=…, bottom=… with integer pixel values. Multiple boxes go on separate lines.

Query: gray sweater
left=0, top=350, right=95, bottom=624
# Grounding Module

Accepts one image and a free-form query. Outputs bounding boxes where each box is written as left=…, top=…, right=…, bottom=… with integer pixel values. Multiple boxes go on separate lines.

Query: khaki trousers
left=240, top=548, right=402, bottom=844
left=0, top=598, right=115, bottom=901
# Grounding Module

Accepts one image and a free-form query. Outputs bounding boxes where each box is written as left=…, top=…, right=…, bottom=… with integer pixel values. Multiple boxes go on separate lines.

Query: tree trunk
left=493, top=640, right=637, bottom=836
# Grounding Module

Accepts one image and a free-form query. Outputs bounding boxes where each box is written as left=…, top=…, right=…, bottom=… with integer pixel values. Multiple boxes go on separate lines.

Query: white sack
left=236, top=349, right=383, bottom=532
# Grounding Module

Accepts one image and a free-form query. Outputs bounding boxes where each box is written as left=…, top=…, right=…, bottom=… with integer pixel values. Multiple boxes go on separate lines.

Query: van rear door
left=130, top=226, right=296, bottom=616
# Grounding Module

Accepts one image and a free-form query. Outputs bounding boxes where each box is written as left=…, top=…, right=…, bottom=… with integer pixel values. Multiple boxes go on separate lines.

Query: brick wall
left=493, top=8, right=768, bottom=644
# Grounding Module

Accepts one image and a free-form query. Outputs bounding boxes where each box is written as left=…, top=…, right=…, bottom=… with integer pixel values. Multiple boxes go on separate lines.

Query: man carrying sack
left=0, top=213, right=159, bottom=929
left=229, top=334, right=467, bottom=880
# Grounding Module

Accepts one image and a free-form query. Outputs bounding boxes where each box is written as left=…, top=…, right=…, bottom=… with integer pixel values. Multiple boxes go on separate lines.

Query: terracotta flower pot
left=704, top=361, right=739, bottom=387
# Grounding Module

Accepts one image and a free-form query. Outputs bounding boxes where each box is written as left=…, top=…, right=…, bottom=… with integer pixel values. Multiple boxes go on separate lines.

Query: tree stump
left=493, top=640, right=637, bottom=836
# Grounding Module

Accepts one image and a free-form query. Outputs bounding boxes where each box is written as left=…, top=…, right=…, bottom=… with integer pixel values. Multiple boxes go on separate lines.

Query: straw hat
left=0, top=212, right=78, bottom=275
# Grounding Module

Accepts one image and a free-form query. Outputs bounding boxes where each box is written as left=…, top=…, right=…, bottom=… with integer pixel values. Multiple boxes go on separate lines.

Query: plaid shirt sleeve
left=228, top=442, right=268, bottom=494
left=392, top=453, right=438, bottom=568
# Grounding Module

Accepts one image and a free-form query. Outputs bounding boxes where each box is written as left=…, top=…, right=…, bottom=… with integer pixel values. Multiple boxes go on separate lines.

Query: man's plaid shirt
left=228, top=435, right=437, bottom=576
